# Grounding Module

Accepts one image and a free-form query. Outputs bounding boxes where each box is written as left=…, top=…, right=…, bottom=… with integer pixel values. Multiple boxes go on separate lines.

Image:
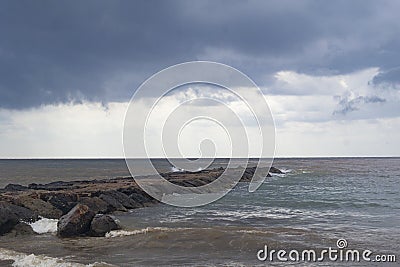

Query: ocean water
left=0, top=158, right=399, bottom=266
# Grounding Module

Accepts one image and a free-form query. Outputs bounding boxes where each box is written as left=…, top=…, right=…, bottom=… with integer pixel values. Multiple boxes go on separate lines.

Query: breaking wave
left=170, top=166, right=203, bottom=173
left=28, top=217, right=58, bottom=234
left=0, top=248, right=114, bottom=267
left=105, top=227, right=193, bottom=238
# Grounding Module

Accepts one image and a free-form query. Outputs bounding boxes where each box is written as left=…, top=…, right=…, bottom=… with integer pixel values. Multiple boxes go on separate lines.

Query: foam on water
left=170, top=166, right=184, bottom=172
left=28, top=217, right=58, bottom=234
left=105, top=227, right=193, bottom=238
left=269, top=172, right=286, bottom=177
left=279, top=168, right=292, bottom=173
left=0, top=248, right=114, bottom=267
left=170, top=166, right=203, bottom=173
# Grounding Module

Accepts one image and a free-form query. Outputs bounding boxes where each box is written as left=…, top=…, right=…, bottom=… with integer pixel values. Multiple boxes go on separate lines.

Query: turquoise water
left=0, top=158, right=399, bottom=266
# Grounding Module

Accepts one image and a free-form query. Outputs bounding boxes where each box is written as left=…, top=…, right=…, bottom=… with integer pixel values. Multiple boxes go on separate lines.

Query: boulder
left=45, top=193, right=78, bottom=214
left=57, top=204, right=95, bottom=237
left=129, top=189, right=157, bottom=206
left=4, top=222, right=36, bottom=237
left=4, top=184, right=28, bottom=191
left=99, top=193, right=127, bottom=212
left=103, top=190, right=141, bottom=209
left=78, top=197, right=109, bottom=214
left=0, top=201, right=38, bottom=223
left=13, top=196, right=62, bottom=219
left=89, top=214, right=121, bottom=237
left=269, top=166, right=283, bottom=174
left=0, top=206, right=19, bottom=235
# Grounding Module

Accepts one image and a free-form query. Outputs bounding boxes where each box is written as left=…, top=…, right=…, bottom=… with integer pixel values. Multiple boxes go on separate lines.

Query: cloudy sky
left=1, top=0, right=399, bottom=158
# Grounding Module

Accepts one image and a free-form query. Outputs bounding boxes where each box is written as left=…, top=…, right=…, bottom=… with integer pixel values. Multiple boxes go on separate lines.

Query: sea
left=0, top=158, right=399, bottom=266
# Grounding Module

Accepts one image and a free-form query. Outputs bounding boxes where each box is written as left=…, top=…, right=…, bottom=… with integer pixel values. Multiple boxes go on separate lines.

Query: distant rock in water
left=4, top=184, right=28, bottom=192
left=269, top=166, right=284, bottom=174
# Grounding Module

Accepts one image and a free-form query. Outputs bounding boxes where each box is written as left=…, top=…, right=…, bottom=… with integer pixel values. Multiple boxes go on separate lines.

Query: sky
left=0, top=0, right=400, bottom=158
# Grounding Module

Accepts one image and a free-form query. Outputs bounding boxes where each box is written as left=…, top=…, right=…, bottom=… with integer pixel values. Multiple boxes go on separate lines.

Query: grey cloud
left=333, top=94, right=386, bottom=115
left=372, top=67, right=400, bottom=88
left=1, top=0, right=400, bottom=108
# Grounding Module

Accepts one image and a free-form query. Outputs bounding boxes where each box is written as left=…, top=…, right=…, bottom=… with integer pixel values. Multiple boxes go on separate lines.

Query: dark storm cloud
left=1, top=0, right=400, bottom=108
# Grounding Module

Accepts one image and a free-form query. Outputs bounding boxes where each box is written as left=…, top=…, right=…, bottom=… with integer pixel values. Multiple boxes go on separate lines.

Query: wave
left=28, top=217, right=58, bottom=234
left=0, top=248, right=114, bottom=267
left=170, top=166, right=184, bottom=172
left=105, top=227, right=194, bottom=238
left=170, top=166, right=203, bottom=173
left=280, top=168, right=292, bottom=173
left=269, top=172, right=286, bottom=177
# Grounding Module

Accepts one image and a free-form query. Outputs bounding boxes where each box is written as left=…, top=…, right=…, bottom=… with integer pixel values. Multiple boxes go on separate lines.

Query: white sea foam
left=171, top=166, right=184, bottom=172
left=280, top=168, right=292, bottom=173
left=170, top=166, right=203, bottom=173
left=28, top=217, right=58, bottom=234
left=0, top=248, right=114, bottom=267
left=269, top=172, right=286, bottom=177
left=105, top=227, right=192, bottom=238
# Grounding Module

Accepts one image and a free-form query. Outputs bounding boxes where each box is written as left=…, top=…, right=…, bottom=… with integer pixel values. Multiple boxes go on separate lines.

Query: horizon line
left=0, top=156, right=399, bottom=160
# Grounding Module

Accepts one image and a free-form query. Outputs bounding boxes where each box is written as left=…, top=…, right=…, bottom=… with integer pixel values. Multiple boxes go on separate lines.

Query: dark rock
left=28, top=181, right=78, bottom=191
left=0, top=201, right=38, bottom=223
left=5, top=222, right=36, bottom=237
left=13, top=196, right=62, bottom=219
left=89, top=214, right=121, bottom=237
left=4, top=184, right=28, bottom=191
left=57, top=204, right=95, bottom=237
left=78, top=197, right=109, bottom=214
left=103, top=190, right=141, bottom=209
left=0, top=206, right=19, bottom=235
left=269, top=166, right=283, bottom=174
left=99, top=193, right=127, bottom=212
left=45, top=193, right=78, bottom=215
left=0, top=259, right=14, bottom=266
left=129, top=191, right=158, bottom=206
left=128, top=193, right=147, bottom=207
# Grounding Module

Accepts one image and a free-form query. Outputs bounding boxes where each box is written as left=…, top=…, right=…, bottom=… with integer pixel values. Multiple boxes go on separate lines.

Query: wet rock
left=0, top=206, right=19, bottom=235
left=269, top=166, right=283, bottom=174
left=103, top=190, right=142, bottom=209
left=5, top=222, right=36, bottom=237
left=57, top=204, right=95, bottom=237
left=128, top=193, right=148, bottom=207
left=0, top=201, right=38, bottom=223
left=4, top=184, right=28, bottom=191
left=13, top=196, right=62, bottom=219
left=78, top=197, right=109, bottom=214
left=89, top=214, right=121, bottom=237
left=45, top=193, right=78, bottom=215
left=99, top=193, right=127, bottom=212
left=28, top=181, right=78, bottom=191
